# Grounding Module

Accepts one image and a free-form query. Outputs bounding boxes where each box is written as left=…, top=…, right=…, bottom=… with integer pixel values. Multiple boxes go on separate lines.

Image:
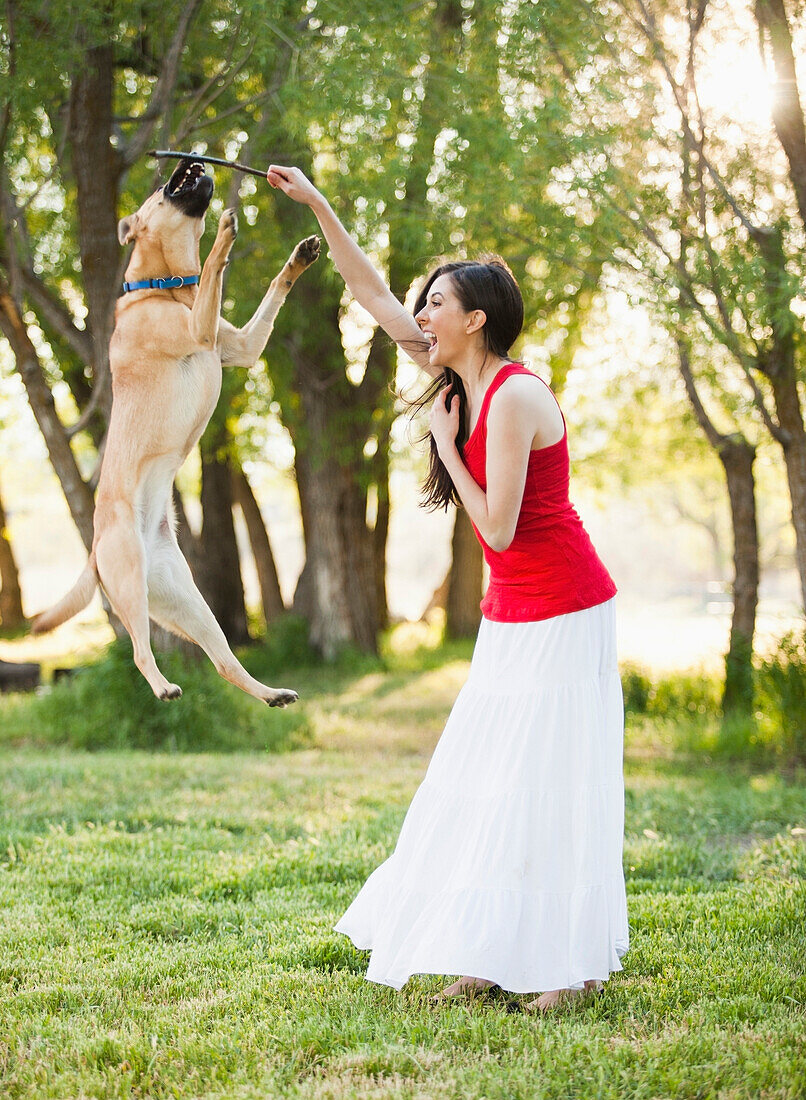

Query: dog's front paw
left=295, top=235, right=320, bottom=268
left=219, top=208, right=238, bottom=242
left=267, top=688, right=299, bottom=708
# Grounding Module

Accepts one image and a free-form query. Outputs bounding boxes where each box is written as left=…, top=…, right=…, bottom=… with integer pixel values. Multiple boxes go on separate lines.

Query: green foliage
left=755, top=630, right=806, bottom=767
left=621, top=663, right=720, bottom=722
left=0, top=637, right=312, bottom=753
left=625, top=635, right=806, bottom=769
left=650, top=669, right=722, bottom=721
left=621, top=662, right=653, bottom=716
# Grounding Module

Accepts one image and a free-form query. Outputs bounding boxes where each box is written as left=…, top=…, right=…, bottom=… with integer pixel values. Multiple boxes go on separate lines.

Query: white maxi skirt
left=335, top=597, right=629, bottom=993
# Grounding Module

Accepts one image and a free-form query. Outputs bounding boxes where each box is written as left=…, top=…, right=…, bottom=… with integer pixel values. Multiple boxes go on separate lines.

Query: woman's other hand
left=266, top=165, right=323, bottom=208
left=430, top=384, right=460, bottom=458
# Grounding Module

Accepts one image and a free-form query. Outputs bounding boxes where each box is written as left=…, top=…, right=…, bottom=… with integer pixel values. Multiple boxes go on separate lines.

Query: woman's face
left=415, top=274, right=479, bottom=368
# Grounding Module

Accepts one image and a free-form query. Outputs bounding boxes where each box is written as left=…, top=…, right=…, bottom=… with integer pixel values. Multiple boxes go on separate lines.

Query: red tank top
left=462, top=362, right=617, bottom=623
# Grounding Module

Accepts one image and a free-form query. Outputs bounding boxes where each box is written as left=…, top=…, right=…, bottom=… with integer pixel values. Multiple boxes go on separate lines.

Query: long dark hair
left=409, top=256, right=524, bottom=511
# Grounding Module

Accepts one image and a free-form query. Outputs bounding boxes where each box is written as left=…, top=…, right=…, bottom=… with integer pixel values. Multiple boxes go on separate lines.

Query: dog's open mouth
left=164, top=157, right=214, bottom=216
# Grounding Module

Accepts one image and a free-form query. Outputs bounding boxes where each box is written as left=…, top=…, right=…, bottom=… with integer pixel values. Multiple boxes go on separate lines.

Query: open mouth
left=164, top=158, right=214, bottom=215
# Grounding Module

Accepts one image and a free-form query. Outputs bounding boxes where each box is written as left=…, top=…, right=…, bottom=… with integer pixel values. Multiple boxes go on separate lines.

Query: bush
left=755, top=630, right=806, bottom=767
left=650, top=669, right=721, bottom=720
left=621, top=663, right=720, bottom=722
left=0, top=636, right=312, bottom=752
left=249, top=614, right=318, bottom=670
left=621, top=663, right=653, bottom=716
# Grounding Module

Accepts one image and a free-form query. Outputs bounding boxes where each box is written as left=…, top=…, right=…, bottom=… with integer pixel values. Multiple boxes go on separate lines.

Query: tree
left=501, top=0, right=805, bottom=714
left=0, top=1, right=314, bottom=645
left=0, top=475, right=24, bottom=628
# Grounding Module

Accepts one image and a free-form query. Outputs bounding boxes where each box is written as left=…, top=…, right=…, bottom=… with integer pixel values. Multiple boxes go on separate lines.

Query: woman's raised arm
left=267, top=165, right=436, bottom=376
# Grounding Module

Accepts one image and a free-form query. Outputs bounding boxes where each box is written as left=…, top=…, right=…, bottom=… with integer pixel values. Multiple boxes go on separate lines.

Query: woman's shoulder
left=492, top=367, right=561, bottom=414
left=488, top=367, right=565, bottom=444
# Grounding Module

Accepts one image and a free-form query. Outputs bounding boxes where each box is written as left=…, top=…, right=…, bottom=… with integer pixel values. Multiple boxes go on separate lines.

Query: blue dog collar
left=121, top=275, right=200, bottom=294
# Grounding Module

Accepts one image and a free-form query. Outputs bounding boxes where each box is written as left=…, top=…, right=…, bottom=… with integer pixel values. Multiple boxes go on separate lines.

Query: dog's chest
left=175, top=350, right=222, bottom=434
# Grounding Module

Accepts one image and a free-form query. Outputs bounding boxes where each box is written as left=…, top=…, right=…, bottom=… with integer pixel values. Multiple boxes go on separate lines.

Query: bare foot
left=523, top=979, right=603, bottom=1014
left=431, top=976, right=499, bottom=1003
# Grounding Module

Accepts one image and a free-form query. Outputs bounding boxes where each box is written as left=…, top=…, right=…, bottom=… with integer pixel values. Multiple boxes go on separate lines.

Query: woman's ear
left=465, top=309, right=487, bottom=335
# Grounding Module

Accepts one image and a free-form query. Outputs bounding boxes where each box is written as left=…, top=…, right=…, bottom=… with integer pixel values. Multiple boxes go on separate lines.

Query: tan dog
left=34, top=157, right=319, bottom=705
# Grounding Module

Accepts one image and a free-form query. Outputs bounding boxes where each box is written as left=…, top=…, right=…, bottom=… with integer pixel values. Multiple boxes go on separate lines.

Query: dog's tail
left=31, top=559, right=98, bottom=635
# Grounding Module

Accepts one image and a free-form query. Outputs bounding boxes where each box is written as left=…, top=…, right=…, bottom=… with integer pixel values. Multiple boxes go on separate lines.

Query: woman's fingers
left=267, top=165, right=293, bottom=189
left=433, top=386, right=455, bottom=412
left=266, top=165, right=320, bottom=207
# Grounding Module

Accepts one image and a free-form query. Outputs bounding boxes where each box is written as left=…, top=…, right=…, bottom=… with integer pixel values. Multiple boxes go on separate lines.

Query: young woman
left=266, top=165, right=629, bottom=1011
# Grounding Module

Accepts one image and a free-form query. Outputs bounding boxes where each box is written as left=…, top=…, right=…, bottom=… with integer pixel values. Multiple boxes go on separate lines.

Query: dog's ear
left=117, top=214, right=140, bottom=246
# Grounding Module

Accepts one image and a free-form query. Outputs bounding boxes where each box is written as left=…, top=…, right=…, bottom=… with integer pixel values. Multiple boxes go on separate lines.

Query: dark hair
left=409, top=256, right=524, bottom=511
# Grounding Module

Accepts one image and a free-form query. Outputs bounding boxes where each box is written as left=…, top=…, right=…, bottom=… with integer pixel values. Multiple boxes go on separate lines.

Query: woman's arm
left=267, top=165, right=436, bottom=376
left=431, top=376, right=561, bottom=551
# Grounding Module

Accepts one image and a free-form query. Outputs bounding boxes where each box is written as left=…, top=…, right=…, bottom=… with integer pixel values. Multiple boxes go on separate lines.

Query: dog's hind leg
left=94, top=509, right=182, bottom=701
left=147, top=529, right=298, bottom=707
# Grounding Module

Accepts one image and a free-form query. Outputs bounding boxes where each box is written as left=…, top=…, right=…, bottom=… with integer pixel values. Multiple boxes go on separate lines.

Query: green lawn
left=0, top=648, right=804, bottom=1099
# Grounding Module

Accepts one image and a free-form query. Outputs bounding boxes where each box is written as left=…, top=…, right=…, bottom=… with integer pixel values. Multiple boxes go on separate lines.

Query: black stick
left=148, top=150, right=267, bottom=179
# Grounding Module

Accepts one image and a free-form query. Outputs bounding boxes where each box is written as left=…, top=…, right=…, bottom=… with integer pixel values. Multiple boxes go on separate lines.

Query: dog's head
left=118, top=158, right=215, bottom=248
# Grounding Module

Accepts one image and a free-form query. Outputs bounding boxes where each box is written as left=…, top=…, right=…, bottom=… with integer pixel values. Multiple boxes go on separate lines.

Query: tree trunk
left=362, top=334, right=395, bottom=633
left=294, top=434, right=378, bottom=657
left=172, top=485, right=203, bottom=579
left=754, top=225, right=806, bottom=609
left=0, top=481, right=24, bottom=627
left=718, top=438, right=759, bottom=717
left=350, top=0, right=464, bottom=637
left=768, top=366, right=806, bottom=610
left=279, top=233, right=381, bottom=656
left=754, top=0, right=806, bottom=228
left=446, top=507, right=484, bottom=639
left=373, top=466, right=390, bottom=632
left=676, top=340, right=759, bottom=718
left=67, top=37, right=122, bottom=421
left=232, top=467, right=285, bottom=625
left=198, top=430, right=250, bottom=647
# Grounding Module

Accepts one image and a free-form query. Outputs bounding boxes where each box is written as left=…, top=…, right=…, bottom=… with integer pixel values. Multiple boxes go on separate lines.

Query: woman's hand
left=266, top=165, right=323, bottom=208
left=430, top=385, right=460, bottom=458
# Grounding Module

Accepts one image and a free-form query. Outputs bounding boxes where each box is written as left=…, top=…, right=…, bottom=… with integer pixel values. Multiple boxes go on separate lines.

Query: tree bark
left=373, top=459, right=391, bottom=632
left=0, top=481, right=24, bottom=627
left=67, top=37, right=122, bottom=421
left=279, top=208, right=381, bottom=656
left=198, top=430, right=250, bottom=647
left=677, top=340, right=759, bottom=718
left=362, top=334, right=395, bottom=632
left=766, top=365, right=806, bottom=609
left=232, top=467, right=285, bottom=625
left=446, top=507, right=484, bottom=639
left=718, top=438, right=759, bottom=718
left=293, top=416, right=378, bottom=657
left=753, top=226, right=806, bottom=609
left=172, top=485, right=203, bottom=579
left=754, top=0, right=806, bottom=228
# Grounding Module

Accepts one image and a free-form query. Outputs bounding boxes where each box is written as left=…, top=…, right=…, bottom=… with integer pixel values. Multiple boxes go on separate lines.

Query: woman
left=266, top=165, right=629, bottom=1011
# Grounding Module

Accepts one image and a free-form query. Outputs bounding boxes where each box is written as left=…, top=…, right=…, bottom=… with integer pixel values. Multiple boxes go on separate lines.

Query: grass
left=0, top=631, right=804, bottom=1099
